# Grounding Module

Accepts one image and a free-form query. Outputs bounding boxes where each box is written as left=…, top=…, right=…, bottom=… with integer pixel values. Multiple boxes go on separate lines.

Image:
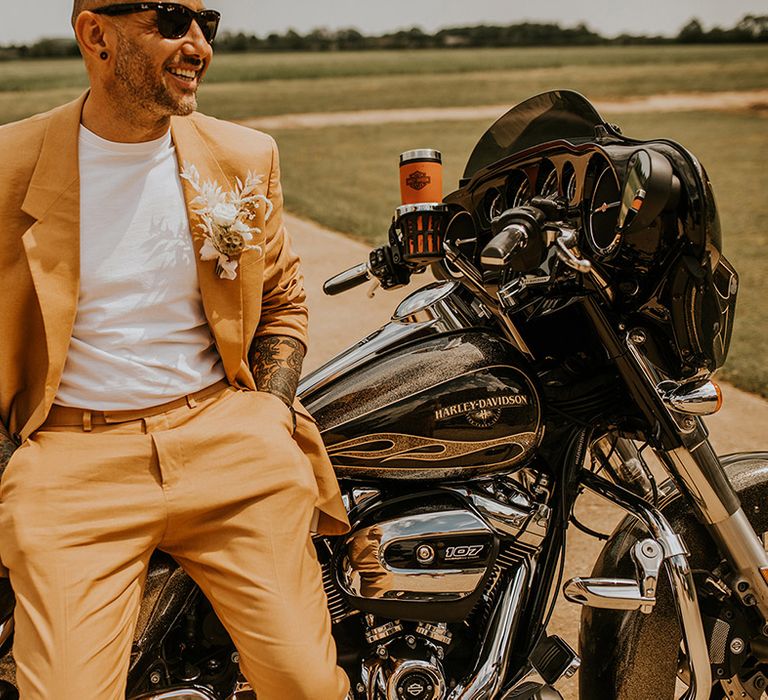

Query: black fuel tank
left=304, top=331, right=543, bottom=480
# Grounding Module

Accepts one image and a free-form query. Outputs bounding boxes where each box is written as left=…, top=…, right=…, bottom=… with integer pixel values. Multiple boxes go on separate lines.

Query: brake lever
left=552, top=226, right=592, bottom=273
left=366, top=278, right=381, bottom=299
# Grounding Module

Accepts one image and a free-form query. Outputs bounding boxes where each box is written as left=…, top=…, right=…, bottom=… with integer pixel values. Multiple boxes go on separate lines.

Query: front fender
left=579, top=452, right=768, bottom=700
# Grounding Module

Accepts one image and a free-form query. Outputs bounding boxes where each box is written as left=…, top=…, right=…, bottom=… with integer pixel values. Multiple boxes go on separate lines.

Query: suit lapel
left=20, top=95, right=84, bottom=419
left=171, top=115, right=244, bottom=381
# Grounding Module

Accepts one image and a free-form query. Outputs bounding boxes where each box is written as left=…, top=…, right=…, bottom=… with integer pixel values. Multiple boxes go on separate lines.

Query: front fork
left=659, top=434, right=768, bottom=634
left=581, top=295, right=768, bottom=629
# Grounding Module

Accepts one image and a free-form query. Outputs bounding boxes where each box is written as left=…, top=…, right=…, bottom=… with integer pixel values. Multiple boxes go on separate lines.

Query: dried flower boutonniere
left=180, top=163, right=273, bottom=280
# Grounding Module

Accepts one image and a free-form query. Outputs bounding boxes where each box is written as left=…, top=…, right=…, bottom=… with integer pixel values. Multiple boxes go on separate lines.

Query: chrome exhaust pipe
left=446, top=563, right=530, bottom=700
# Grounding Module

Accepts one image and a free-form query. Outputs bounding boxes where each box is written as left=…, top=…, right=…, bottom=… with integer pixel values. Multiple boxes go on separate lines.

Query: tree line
left=1, top=14, right=765, bottom=60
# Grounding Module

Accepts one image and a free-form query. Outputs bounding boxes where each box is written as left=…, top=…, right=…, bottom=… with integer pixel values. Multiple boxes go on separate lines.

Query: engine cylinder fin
left=322, top=560, right=354, bottom=624
left=468, top=540, right=538, bottom=634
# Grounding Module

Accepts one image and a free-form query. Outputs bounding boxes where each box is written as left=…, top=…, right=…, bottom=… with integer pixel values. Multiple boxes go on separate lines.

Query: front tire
left=579, top=453, right=768, bottom=700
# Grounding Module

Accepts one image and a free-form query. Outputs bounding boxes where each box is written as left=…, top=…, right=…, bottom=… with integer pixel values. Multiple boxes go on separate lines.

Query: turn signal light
left=660, top=380, right=723, bottom=416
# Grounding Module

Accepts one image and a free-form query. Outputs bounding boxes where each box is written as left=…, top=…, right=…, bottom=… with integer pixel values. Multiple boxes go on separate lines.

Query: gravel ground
left=241, top=90, right=768, bottom=131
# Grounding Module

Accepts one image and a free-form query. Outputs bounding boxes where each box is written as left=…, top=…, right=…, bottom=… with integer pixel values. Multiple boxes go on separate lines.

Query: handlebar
left=322, top=245, right=414, bottom=296
left=322, top=262, right=371, bottom=296
left=480, top=224, right=528, bottom=270
left=323, top=200, right=594, bottom=297
left=480, top=205, right=548, bottom=274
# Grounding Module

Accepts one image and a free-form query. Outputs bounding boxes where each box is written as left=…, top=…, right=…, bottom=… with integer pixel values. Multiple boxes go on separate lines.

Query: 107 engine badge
left=444, top=545, right=485, bottom=561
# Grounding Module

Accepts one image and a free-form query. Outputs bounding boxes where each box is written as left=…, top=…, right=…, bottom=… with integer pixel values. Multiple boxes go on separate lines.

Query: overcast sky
left=3, top=0, right=765, bottom=45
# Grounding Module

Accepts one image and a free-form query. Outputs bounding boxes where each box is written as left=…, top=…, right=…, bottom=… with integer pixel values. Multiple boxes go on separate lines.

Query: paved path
left=288, top=212, right=768, bottom=699
left=243, top=89, right=768, bottom=131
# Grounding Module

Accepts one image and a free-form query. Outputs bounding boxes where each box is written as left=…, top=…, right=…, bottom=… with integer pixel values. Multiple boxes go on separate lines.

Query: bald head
left=71, top=0, right=134, bottom=28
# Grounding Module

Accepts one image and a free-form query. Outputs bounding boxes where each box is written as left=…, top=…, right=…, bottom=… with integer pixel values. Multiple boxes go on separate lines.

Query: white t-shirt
left=54, top=126, right=225, bottom=410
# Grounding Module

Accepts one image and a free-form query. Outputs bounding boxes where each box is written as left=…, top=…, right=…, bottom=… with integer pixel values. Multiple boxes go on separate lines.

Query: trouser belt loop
left=186, top=395, right=198, bottom=409
left=82, top=410, right=93, bottom=432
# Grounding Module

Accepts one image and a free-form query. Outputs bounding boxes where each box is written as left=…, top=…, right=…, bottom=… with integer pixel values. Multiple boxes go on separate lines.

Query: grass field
left=271, top=109, right=768, bottom=397
left=0, top=45, right=766, bottom=124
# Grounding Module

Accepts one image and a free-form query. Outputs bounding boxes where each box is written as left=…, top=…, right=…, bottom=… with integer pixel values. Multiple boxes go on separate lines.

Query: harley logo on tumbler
left=399, top=149, right=443, bottom=204
left=405, top=170, right=431, bottom=191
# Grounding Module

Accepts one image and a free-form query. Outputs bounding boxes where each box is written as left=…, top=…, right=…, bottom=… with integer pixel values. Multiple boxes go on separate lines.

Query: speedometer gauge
left=562, top=163, right=577, bottom=204
left=539, top=168, right=558, bottom=198
left=479, top=188, right=503, bottom=228
left=489, top=192, right=505, bottom=220
left=507, top=174, right=531, bottom=208
left=587, top=164, right=622, bottom=254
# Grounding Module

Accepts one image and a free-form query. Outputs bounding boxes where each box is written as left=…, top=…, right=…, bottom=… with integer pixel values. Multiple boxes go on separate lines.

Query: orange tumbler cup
left=399, top=149, right=443, bottom=204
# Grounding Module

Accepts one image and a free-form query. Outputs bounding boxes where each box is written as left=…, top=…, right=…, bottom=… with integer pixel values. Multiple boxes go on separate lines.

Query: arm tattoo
left=0, top=425, right=18, bottom=479
left=248, top=335, right=305, bottom=407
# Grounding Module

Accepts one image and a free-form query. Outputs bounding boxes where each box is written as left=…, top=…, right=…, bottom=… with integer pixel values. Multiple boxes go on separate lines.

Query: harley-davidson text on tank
left=434, top=393, right=530, bottom=427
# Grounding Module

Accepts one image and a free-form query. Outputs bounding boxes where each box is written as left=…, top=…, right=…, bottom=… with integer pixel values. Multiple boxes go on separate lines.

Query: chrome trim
left=499, top=665, right=547, bottom=699
left=0, top=617, right=13, bottom=650
left=563, top=577, right=655, bottom=611
left=553, top=226, right=592, bottom=273
left=708, top=508, right=768, bottom=624
left=416, top=621, right=453, bottom=646
left=395, top=202, right=451, bottom=218
left=443, top=239, right=534, bottom=359
left=581, top=473, right=711, bottom=700
left=387, top=659, right=446, bottom=700
left=625, top=331, right=697, bottom=435
left=400, top=149, right=442, bottom=164
left=582, top=472, right=688, bottom=557
left=592, top=436, right=653, bottom=498
left=446, top=484, right=549, bottom=551
left=392, top=281, right=466, bottom=324
left=517, top=504, right=551, bottom=550
left=366, top=620, right=404, bottom=644
left=129, top=687, right=218, bottom=700
left=659, top=445, right=736, bottom=526
left=450, top=488, right=531, bottom=536
left=632, top=538, right=664, bottom=613
left=338, top=510, right=491, bottom=601
left=350, top=487, right=382, bottom=512
left=667, top=553, right=712, bottom=700
left=659, top=380, right=721, bottom=416
left=298, top=283, right=476, bottom=400
left=446, top=563, right=529, bottom=699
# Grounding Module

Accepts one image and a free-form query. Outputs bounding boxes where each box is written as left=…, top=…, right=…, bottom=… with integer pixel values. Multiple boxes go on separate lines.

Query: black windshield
left=463, top=90, right=607, bottom=179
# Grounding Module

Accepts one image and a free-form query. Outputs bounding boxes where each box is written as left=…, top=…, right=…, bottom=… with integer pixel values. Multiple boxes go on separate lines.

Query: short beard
left=111, top=27, right=197, bottom=119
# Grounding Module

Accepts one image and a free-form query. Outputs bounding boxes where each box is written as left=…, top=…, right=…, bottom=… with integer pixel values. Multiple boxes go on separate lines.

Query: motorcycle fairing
left=445, top=90, right=738, bottom=380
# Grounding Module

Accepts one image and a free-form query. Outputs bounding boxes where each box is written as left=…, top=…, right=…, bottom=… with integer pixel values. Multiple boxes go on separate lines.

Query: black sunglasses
left=92, top=3, right=221, bottom=44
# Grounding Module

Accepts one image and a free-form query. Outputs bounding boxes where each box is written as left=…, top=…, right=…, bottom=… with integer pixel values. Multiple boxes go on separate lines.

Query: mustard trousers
left=0, top=385, right=350, bottom=700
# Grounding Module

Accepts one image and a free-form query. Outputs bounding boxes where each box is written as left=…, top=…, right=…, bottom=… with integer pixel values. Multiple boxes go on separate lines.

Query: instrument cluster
left=469, top=148, right=622, bottom=259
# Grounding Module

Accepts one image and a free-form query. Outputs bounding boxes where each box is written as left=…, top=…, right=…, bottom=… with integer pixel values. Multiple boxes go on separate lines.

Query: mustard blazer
left=0, top=93, right=349, bottom=536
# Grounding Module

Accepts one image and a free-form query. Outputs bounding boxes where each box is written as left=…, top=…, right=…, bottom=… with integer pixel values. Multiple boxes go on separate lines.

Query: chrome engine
left=320, top=473, right=553, bottom=699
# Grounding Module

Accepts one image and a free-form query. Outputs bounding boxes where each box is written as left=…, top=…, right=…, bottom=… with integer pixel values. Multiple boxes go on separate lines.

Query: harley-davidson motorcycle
left=1, top=90, right=767, bottom=700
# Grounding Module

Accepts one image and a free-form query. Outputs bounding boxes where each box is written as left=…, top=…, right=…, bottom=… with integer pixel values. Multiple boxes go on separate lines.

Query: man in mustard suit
left=0, top=1, right=350, bottom=698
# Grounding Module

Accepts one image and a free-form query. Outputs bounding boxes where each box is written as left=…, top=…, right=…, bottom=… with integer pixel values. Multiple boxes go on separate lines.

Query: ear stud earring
left=100, top=51, right=108, bottom=60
